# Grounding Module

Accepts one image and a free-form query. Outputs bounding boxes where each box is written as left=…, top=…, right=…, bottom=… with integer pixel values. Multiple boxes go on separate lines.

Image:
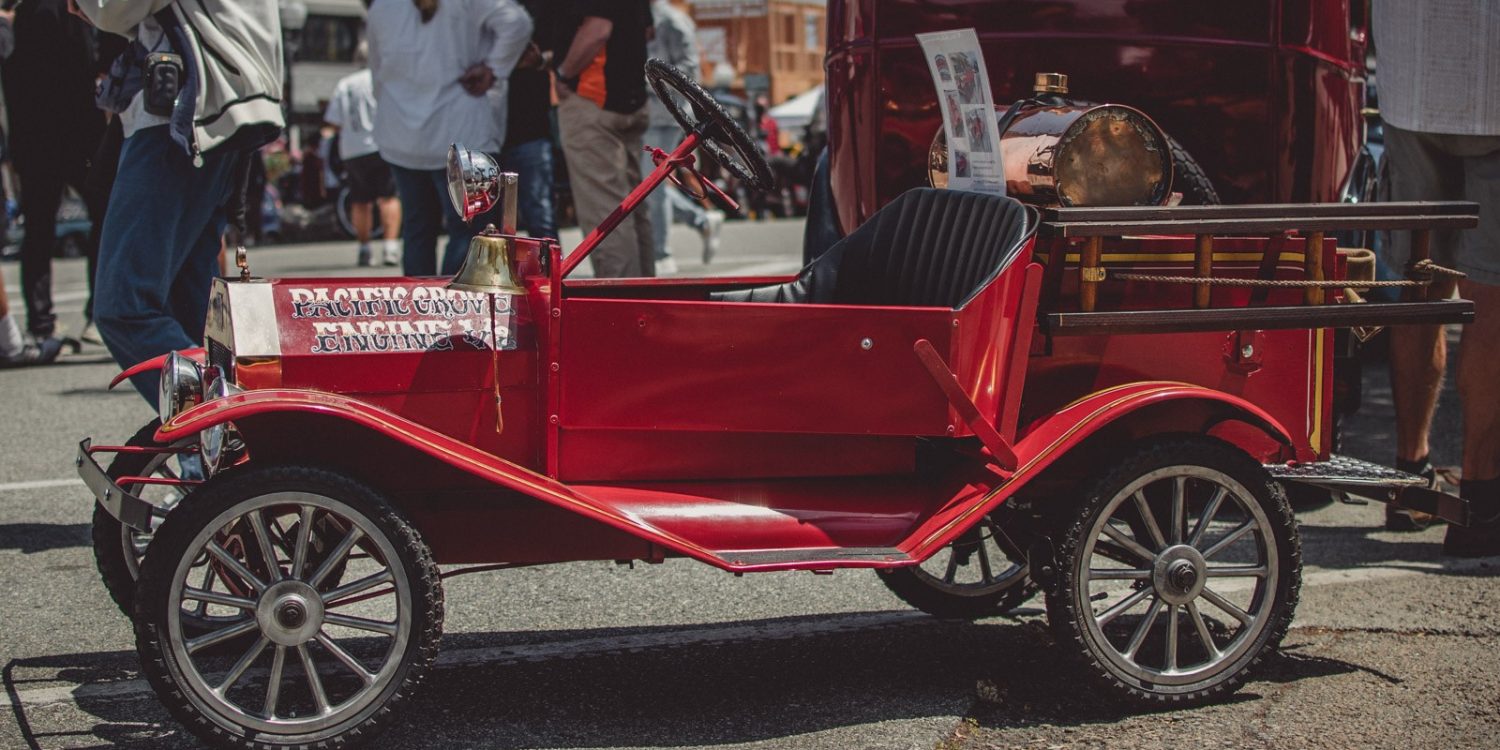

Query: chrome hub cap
left=258, top=581, right=325, bottom=646
left=1152, top=545, right=1207, bottom=606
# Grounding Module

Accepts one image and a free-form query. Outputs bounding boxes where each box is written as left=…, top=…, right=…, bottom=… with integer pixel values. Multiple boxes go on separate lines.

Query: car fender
left=903, top=381, right=1297, bottom=560
left=108, top=348, right=206, bottom=390
left=155, top=388, right=728, bottom=567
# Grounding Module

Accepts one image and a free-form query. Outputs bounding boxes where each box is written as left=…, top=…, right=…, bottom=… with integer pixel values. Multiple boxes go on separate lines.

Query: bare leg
left=377, top=197, right=401, bottom=240
left=351, top=201, right=373, bottom=244
left=1388, top=277, right=1459, bottom=463
left=1457, top=280, right=1500, bottom=480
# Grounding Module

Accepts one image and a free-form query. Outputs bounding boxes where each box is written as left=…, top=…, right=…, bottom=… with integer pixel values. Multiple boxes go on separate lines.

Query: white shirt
left=325, top=70, right=380, bottom=160
left=367, top=0, right=533, bottom=170
left=1373, top=0, right=1500, bottom=136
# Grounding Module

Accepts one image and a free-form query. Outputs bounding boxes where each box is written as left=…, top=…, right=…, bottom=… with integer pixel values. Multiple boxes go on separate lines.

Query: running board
left=715, top=547, right=912, bottom=569
left=1266, top=454, right=1470, bottom=526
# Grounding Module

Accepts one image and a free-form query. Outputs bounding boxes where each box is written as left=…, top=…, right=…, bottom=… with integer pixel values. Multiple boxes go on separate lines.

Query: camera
left=144, top=52, right=184, bottom=116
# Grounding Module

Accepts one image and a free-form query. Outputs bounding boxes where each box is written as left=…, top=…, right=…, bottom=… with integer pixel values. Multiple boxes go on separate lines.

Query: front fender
left=156, top=389, right=726, bottom=567
left=109, top=347, right=206, bottom=390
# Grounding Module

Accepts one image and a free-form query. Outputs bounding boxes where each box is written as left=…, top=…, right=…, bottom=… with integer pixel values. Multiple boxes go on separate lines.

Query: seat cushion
left=712, top=188, right=1033, bottom=309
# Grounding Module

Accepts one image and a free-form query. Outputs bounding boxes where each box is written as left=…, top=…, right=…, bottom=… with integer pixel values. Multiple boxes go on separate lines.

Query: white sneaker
left=357, top=244, right=372, bottom=267
left=383, top=241, right=402, bottom=267
left=701, top=210, right=724, bottom=264
left=656, top=256, right=680, bottom=275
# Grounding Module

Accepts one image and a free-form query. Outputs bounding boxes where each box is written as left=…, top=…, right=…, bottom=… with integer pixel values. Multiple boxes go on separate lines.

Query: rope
left=1111, top=259, right=1465, bottom=288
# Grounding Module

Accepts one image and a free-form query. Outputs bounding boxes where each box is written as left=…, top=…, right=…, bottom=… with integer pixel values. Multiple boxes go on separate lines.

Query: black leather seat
left=712, top=188, right=1035, bottom=309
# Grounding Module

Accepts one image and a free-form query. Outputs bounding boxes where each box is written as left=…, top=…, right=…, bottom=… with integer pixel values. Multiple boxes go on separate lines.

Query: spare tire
left=1167, top=134, right=1221, bottom=205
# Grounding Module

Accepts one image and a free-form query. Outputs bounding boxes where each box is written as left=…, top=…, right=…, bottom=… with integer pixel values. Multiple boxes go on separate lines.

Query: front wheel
left=1045, top=437, right=1300, bottom=707
left=92, top=419, right=188, bottom=617
left=135, top=465, right=443, bottom=749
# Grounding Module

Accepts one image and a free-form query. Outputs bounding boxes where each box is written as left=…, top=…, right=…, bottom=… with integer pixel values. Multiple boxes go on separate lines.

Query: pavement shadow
left=5, top=609, right=1377, bottom=749
left=1296, top=524, right=1500, bottom=577
left=0, top=522, right=89, bottom=553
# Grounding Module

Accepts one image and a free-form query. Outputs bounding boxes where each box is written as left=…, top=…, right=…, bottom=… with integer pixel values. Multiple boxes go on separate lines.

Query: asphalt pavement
left=1, top=219, right=1495, bottom=750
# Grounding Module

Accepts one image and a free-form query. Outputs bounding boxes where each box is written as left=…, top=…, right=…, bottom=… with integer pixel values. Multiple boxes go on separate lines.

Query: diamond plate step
left=1265, top=454, right=1427, bottom=488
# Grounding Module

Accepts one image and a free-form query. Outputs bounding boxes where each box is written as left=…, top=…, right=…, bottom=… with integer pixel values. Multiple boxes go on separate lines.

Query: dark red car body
left=824, top=0, right=1368, bottom=230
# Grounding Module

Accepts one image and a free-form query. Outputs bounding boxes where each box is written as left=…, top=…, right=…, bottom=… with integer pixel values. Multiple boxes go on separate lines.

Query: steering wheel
left=646, top=58, right=775, bottom=194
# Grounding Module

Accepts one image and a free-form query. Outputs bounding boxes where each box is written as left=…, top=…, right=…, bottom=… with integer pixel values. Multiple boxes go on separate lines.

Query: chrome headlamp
left=197, top=372, right=241, bottom=476
left=446, top=144, right=501, bottom=223
left=158, top=351, right=203, bottom=424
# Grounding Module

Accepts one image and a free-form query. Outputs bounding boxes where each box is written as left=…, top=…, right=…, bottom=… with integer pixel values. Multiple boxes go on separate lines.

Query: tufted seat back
left=711, top=188, right=1034, bottom=309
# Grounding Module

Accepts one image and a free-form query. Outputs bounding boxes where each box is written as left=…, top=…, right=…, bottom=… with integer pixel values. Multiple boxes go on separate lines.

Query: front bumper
left=76, top=438, right=154, bottom=532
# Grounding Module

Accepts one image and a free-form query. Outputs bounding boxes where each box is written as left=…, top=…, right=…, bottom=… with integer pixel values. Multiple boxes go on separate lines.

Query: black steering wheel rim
left=645, top=58, right=774, bottom=193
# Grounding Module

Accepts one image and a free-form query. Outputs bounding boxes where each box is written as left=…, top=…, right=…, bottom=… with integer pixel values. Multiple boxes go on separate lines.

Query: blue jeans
left=500, top=138, right=557, bottom=239
left=94, top=126, right=241, bottom=408
left=390, top=163, right=501, bottom=277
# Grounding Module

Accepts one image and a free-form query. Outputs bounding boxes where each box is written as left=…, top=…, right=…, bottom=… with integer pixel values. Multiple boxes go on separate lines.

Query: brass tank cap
left=1034, top=72, right=1069, bottom=95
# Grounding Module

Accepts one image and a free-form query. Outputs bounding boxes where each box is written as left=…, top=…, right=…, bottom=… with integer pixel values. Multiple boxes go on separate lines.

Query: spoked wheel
left=92, top=420, right=191, bottom=617
left=1046, top=437, right=1300, bottom=707
left=136, top=466, right=443, bottom=749
left=878, top=514, right=1034, bottom=618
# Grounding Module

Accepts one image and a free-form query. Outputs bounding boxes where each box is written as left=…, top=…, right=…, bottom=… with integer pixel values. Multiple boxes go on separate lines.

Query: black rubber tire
left=1167, top=135, right=1221, bottom=206
left=877, top=566, right=1036, bottom=619
left=1044, top=436, right=1300, bottom=708
left=135, top=465, right=444, bottom=750
left=91, top=419, right=170, bottom=617
left=646, top=58, right=775, bottom=192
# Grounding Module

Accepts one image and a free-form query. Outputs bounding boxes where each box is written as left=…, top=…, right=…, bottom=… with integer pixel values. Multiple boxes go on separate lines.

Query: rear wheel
left=1045, top=437, right=1299, bottom=706
left=878, top=513, right=1035, bottom=619
left=135, top=465, right=443, bottom=749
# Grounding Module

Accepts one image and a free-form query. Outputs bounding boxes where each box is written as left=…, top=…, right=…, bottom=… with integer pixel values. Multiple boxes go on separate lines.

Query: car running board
left=1266, top=454, right=1471, bottom=526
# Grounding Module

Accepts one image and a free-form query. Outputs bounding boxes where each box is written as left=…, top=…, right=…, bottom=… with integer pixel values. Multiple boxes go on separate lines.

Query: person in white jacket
left=367, top=0, right=532, bottom=276
left=73, top=0, right=284, bottom=408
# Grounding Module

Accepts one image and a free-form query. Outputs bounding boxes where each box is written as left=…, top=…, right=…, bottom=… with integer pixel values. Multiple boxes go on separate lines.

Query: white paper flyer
left=916, top=29, right=1004, bottom=194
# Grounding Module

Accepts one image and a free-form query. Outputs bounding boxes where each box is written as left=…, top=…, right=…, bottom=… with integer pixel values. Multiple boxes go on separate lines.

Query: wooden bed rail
left=1036, top=201, right=1479, bottom=325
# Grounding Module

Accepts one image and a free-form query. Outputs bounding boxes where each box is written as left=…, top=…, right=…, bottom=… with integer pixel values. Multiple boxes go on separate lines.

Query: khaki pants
left=559, top=95, right=653, bottom=277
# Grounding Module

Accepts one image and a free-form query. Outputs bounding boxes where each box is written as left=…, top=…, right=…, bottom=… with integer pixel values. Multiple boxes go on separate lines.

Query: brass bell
left=447, top=148, right=524, bottom=295
left=448, top=227, right=526, bottom=295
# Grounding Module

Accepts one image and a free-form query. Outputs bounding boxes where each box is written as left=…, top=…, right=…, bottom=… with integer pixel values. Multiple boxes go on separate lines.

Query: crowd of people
left=0, top=0, right=728, bottom=374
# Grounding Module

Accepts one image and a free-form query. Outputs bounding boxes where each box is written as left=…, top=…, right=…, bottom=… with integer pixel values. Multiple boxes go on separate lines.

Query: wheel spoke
left=216, top=636, right=269, bottom=693
left=186, top=619, right=259, bottom=654
left=1200, top=587, right=1254, bottom=626
left=296, top=644, right=332, bottom=716
left=315, top=632, right=376, bottom=686
left=245, top=509, right=283, bottom=583
left=1201, top=520, right=1255, bottom=560
left=1188, top=487, right=1227, bottom=548
left=1186, top=601, right=1222, bottom=660
left=1206, top=565, right=1268, bottom=578
left=263, top=645, right=286, bottom=719
left=1170, top=477, right=1186, bottom=544
left=1132, top=490, right=1168, bottom=551
left=1122, top=597, right=1163, bottom=659
left=308, top=527, right=364, bottom=589
left=976, top=541, right=994, bottom=584
left=1087, top=568, right=1151, bottom=580
left=194, top=565, right=214, bottom=618
left=1100, top=523, right=1155, bottom=564
left=942, top=549, right=959, bottom=584
left=321, top=570, right=395, bottom=606
left=206, top=540, right=267, bottom=593
left=182, top=587, right=256, bottom=610
left=1095, top=586, right=1152, bottom=627
left=325, top=613, right=399, bottom=636
left=1164, top=604, right=1180, bottom=671
left=290, top=506, right=315, bottom=579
